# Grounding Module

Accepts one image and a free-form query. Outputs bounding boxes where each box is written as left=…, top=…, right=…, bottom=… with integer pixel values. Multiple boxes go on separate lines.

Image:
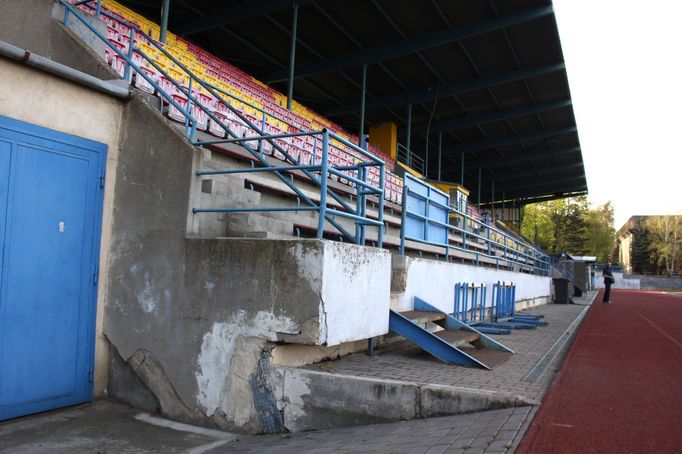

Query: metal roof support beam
left=457, top=126, right=576, bottom=155
left=359, top=64, right=367, bottom=146
left=321, top=63, right=565, bottom=116
left=267, top=5, right=553, bottom=82
left=407, top=99, right=572, bottom=135
left=160, top=0, right=170, bottom=44
left=465, top=144, right=580, bottom=170
left=286, top=4, right=299, bottom=110
left=480, top=174, right=586, bottom=193
left=480, top=185, right=588, bottom=203
left=178, top=0, right=317, bottom=36
left=513, top=191, right=588, bottom=206
left=479, top=161, right=584, bottom=183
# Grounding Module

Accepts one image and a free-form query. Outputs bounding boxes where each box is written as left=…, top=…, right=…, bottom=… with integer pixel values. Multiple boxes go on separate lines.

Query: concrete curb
left=271, top=366, right=537, bottom=432
left=522, top=291, right=597, bottom=395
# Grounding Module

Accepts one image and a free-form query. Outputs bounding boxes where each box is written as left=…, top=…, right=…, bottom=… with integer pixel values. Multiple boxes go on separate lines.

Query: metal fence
left=399, top=174, right=550, bottom=275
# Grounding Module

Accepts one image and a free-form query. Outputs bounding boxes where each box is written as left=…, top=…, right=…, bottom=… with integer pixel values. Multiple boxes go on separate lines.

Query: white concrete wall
left=595, top=272, right=640, bottom=289
left=322, top=242, right=391, bottom=345
left=393, top=256, right=551, bottom=313
left=0, top=58, right=124, bottom=397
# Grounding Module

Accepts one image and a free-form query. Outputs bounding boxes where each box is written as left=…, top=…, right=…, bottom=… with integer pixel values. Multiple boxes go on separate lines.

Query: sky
left=553, top=0, right=682, bottom=228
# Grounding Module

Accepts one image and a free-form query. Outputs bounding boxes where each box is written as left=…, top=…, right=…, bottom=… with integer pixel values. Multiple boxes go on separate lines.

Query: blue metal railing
left=61, top=0, right=386, bottom=246
left=399, top=183, right=551, bottom=276
left=454, top=282, right=487, bottom=323
left=493, top=282, right=516, bottom=320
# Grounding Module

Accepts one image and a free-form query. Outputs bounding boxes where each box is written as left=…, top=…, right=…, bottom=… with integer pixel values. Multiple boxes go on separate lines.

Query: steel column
left=491, top=179, right=495, bottom=221
left=437, top=132, right=442, bottom=180
left=359, top=64, right=367, bottom=146
left=160, top=0, right=170, bottom=43
left=460, top=151, right=465, bottom=186
left=406, top=103, right=412, bottom=153
left=286, top=4, right=299, bottom=110
left=477, top=168, right=481, bottom=210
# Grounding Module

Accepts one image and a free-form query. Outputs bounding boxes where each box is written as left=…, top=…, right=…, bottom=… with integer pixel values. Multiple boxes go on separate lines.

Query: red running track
left=518, top=290, right=682, bottom=454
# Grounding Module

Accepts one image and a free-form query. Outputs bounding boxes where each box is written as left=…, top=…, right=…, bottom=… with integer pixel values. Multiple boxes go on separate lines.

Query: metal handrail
left=399, top=186, right=550, bottom=276
left=62, top=0, right=385, bottom=246
left=396, top=143, right=425, bottom=175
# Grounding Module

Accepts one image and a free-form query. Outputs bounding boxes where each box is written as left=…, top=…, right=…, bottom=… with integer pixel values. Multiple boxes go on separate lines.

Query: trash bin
left=553, top=277, right=570, bottom=304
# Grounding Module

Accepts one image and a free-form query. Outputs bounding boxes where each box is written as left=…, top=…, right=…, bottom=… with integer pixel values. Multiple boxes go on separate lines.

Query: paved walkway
left=518, top=290, right=682, bottom=453
left=0, top=294, right=596, bottom=453
left=307, top=294, right=594, bottom=403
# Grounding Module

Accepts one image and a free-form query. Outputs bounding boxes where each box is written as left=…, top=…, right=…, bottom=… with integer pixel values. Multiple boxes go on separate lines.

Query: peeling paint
left=194, top=311, right=300, bottom=416
left=281, top=370, right=311, bottom=423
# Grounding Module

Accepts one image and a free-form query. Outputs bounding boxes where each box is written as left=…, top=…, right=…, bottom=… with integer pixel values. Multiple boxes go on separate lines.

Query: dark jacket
left=603, top=266, right=614, bottom=285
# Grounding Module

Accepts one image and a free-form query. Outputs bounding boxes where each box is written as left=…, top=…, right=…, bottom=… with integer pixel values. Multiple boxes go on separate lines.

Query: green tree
left=584, top=201, right=616, bottom=262
left=646, top=215, right=682, bottom=276
left=630, top=222, right=653, bottom=274
left=521, top=203, right=554, bottom=250
left=522, top=196, right=614, bottom=259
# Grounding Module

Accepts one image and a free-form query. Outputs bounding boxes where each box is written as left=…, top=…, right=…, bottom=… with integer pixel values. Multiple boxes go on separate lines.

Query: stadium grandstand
left=0, top=0, right=585, bottom=433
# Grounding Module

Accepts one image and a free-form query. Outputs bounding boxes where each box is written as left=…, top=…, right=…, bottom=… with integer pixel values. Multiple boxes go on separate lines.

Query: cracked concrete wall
left=102, top=96, right=391, bottom=431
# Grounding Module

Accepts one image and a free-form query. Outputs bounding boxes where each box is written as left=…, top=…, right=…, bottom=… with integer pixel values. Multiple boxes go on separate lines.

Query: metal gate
left=0, top=116, right=106, bottom=420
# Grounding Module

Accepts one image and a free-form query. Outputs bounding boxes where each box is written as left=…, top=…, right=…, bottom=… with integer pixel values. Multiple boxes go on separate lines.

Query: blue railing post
left=423, top=188, right=430, bottom=242
left=463, top=283, right=469, bottom=323
left=259, top=111, right=267, bottom=155
left=96, top=0, right=102, bottom=17
left=123, top=27, right=134, bottom=81
left=377, top=164, right=385, bottom=248
left=187, top=76, right=197, bottom=141
left=511, top=284, right=516, bottom=316
left=399, top=187, right=408, bottom=255
left=478, top=286, right=483, bottom=321
left=316, top=130, right=330, bottom=238
left=454, top=283, right=459, bottom=319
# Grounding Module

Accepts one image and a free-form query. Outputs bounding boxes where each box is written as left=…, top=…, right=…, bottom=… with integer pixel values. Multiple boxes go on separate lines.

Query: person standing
left=603, top=261, right=615, bottom=303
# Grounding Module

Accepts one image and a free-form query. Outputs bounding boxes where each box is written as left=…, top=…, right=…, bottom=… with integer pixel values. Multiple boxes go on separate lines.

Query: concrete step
left=433, top=329, right=481, bottom=347
left=224, top=212, right=294, bottom=237
left=400, top=310, right=446, bottom=324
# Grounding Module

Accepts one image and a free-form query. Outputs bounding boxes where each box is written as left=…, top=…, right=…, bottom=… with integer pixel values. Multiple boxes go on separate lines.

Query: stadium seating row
left=74, top=0, right=405, bottom=203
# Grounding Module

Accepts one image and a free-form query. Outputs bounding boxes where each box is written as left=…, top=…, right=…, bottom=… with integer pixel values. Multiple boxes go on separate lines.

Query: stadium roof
left=119, top=0, right=586, bottom=205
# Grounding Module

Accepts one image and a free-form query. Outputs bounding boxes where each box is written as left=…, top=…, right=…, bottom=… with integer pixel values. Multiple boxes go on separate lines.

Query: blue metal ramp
left=389, top=297, right=514, bottom=370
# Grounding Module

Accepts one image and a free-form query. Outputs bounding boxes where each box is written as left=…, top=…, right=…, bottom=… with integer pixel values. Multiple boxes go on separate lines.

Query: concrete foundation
left=269, top=367, right=535, bottom=432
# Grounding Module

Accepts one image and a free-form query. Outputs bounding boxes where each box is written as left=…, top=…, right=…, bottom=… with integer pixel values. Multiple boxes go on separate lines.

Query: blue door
left=0, top=116, right=106, bottom=420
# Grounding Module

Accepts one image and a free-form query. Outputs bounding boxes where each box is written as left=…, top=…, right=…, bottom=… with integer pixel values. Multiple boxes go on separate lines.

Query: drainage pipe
left=0, top=39, right=131, bottom=100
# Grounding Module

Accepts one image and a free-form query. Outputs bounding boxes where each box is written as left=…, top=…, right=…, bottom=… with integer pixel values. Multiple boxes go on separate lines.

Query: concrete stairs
left=389, top=297, right=514, bottom=370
